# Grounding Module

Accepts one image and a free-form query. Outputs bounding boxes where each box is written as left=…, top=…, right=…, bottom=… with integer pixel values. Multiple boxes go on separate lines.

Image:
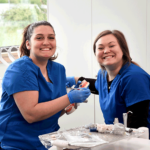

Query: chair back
left=0, top=45, right=20, bottom=66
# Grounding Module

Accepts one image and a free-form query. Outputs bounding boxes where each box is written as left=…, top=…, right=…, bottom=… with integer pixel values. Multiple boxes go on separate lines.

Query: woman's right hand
left=67, top=88, right=91, bottom=104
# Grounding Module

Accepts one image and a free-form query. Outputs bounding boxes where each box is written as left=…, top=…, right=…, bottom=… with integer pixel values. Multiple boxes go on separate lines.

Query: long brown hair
left=20, top=21, right=57, bottom=60
left=93, top=30, right=139, bottom=70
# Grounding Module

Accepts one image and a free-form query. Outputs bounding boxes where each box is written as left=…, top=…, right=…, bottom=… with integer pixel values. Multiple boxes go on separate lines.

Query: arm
left=119, top=69, right=150, bottom=128
left=13, top=91, right=70, bottom=123
left=127, top=100, right=149, bottom=128
left=13, top=87, right=91, bottom=123
left=78, top=77, right=99, bottom=94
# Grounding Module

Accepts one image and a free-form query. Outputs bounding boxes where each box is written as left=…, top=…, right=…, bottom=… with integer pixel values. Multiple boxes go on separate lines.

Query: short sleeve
left=120, top=73, right=150, bottom=107
left=3, top=60, right=39, bottom=96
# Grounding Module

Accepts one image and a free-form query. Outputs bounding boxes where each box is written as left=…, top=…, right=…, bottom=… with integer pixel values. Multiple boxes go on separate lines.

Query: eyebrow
left=98, top=41, right=116, bottom=46
left=35, top=34, right=55, bottom=36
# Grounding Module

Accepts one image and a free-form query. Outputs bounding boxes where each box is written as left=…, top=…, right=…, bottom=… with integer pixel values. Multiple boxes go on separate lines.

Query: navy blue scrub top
left=95, top=63, right=150, bottom=128
left=0, top=56, right=67, bottom=149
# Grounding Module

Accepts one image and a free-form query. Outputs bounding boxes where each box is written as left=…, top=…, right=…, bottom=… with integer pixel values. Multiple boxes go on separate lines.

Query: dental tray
left=39, top=125, right=144, bottom=149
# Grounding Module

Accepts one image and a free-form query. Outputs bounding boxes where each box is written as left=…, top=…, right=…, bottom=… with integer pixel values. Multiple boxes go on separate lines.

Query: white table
left=50, top=138, right=150, bottom=150
left=89, top=138, right=150, bottom=150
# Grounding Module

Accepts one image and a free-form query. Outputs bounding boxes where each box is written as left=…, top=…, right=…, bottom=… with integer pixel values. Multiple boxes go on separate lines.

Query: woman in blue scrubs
left=66, top=30, right=150, bottom=138
left=0, top=21, right=91, bottom=149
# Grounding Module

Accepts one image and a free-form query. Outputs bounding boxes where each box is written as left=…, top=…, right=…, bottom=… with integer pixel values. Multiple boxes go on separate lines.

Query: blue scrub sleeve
left=95, top=70, right=101, bottom=92
left=120, top=73, right=150, bottom=107
left=3, top=62, right=39, bottom=96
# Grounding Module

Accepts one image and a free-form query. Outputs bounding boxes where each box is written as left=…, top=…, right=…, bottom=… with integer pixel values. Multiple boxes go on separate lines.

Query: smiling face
left=95, top=34, right=123, bottom=70
left=26, top=25, right=56, bottom=62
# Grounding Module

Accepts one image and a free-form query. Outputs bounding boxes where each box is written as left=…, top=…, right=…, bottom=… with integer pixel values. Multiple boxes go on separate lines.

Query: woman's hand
left=66, top=76, right=76, bottom=87
left=66, top=76, right=80, bottom=87
left=67, top=88, right=91, bottom=104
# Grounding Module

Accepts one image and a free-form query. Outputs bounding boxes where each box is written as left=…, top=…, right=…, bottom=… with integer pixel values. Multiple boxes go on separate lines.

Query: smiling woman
left=0, top=21, right=91, bottom=149
left=66, top=29, right=150, bottom=139
left=26, top=25, right=56, bottom=62
left=95, top=34, right=124, bottom=79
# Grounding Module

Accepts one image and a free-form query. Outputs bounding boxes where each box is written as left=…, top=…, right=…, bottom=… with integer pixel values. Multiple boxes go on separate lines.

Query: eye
left=98, top=47, right=103, bottom=50
left=110, top=45, right=115, bottom=48
left=48, top=37, right=55, bottom=40
left=36, top=37, right=43, bottom=40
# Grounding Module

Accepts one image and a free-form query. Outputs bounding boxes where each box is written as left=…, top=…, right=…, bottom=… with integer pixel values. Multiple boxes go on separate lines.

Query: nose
left=104, top=47, right=110, bottom=54
left=43, top=38, right=49, bottom=45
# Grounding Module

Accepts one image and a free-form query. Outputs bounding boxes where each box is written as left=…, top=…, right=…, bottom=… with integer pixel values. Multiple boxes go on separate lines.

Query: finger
left=82, top=88, right=91, bottom=94
left=74, top=81, right=81, bottom=88
left=84, top=92, right=91, bottom=97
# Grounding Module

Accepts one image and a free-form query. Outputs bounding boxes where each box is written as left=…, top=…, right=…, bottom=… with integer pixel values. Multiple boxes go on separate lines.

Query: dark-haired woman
left=0, top=21, right=91, bottom=149
left=66, top=30, right=150, bottom=138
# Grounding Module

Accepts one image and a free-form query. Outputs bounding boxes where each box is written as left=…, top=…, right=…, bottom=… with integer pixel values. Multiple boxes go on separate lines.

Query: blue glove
left=67, top=88, right=91, bottom=104
left=66, top=76, right=76, bottom=88
left=74, top=81, right=81, bottom=88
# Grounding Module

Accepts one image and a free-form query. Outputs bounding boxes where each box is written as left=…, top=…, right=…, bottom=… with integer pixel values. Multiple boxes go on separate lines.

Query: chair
left=0, top=45, right=20, bottom=66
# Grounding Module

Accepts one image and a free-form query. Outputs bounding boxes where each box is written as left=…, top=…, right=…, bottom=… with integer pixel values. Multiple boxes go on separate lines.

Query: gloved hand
left=67, top=88, right=91, bottom=104
left=66, top=76, right=76, bottom=88
left=74, top=81, right=81, bottom=88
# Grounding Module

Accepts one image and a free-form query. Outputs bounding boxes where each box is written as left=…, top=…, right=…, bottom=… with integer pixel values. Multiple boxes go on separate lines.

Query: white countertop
left=90, top=137, right=150, bottom=150
left=50, top=138, right=150, bottom=150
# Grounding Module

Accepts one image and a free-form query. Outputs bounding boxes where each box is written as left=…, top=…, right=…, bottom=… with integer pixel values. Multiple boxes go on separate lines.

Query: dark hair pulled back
left=20, top=21, right=57, bottom=60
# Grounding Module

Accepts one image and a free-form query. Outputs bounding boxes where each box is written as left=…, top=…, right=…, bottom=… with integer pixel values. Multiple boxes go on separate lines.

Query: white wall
left=47, top=0, right=97, bottom=130
left=0, top=0, right=149, bottom=130
left=147, top=0, right=150, bottom=73
left=0, top=64, right=7, bottom=79
left=47, top=0, right=149, bottom=130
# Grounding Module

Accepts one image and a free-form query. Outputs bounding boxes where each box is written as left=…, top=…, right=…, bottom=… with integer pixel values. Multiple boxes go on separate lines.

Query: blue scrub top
left=0, top=56, right=67, bottom=150
left=95, top=63, right=150, bottom=128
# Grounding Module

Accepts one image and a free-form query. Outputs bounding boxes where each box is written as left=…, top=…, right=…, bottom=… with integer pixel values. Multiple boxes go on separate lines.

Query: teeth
left=104, top=56, right=113, bottom=59
left=41, top=48, right=51, bottom=50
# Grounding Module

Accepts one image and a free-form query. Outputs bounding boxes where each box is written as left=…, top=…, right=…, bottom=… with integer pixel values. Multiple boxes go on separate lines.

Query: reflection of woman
left=0, top=21, right=91, bottom=149
left=66, top=30, right=150, bottom=138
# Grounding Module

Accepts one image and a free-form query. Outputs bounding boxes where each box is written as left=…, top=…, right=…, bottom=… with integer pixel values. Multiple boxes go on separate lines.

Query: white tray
left=39, top=125, right=144, bottom=149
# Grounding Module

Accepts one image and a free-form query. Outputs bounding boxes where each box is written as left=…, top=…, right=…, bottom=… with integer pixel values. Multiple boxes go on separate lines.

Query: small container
left=65, top=103, right=76, bottom=115
left=114, top=118, right=119, bottom=124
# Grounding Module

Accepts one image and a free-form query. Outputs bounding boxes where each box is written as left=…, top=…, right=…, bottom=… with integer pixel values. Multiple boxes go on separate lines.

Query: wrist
left=67, top=93, right=73, bottom=104
left=74, top=77, right=79, bottom=84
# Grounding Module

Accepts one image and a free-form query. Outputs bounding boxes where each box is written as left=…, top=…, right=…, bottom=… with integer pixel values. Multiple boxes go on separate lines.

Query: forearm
left=29, top=95, right=70, bottom=123
left=127, top=100, right=149, bottom=128
left=14, top=92, right=70, bottom=123
left=74, top=77, right=80, bottom=84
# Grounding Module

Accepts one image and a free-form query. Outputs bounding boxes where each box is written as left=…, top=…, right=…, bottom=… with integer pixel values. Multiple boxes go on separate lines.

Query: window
left=0, top=0, right=47, bottom=77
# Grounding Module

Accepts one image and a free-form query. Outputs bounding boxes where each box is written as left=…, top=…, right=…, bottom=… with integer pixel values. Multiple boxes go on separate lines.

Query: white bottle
left=114, top=118, right=119, bottom=124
